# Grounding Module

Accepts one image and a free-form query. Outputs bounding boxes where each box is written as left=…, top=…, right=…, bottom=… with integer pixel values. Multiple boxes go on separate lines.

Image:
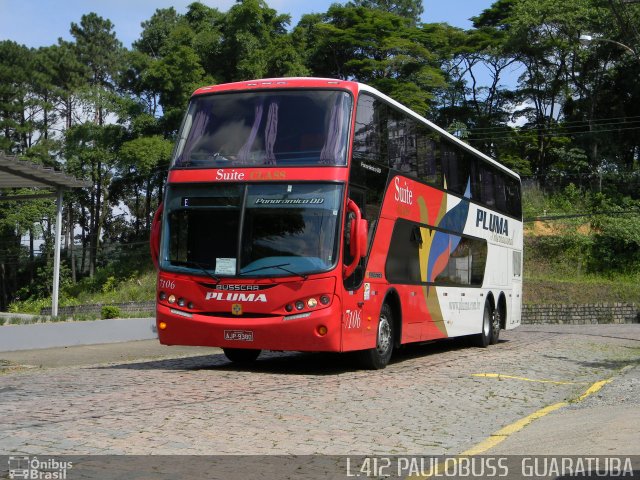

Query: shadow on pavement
left=542, top=354, right=640, bottom=371
left=93, top=335, right=497, bottom=375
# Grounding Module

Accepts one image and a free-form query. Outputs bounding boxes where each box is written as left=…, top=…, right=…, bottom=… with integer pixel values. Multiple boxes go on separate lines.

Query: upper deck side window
left=353, top=92, right=522, bottom=219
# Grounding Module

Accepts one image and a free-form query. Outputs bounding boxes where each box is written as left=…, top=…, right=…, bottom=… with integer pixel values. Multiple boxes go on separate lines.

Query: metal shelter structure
left=0, top=153, right=90, bottom=316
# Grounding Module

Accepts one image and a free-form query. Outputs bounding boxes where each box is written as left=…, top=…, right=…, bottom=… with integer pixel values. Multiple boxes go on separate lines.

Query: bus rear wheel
left=223, top=348, right=261, bottom=363
left=358, top=303, right=394, bottom=370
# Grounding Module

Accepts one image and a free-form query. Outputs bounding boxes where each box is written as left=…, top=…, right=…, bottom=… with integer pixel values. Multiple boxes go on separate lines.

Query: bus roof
left=191, top=78, right=520, bottom=180
left=192, top=77, right=359, bottom=96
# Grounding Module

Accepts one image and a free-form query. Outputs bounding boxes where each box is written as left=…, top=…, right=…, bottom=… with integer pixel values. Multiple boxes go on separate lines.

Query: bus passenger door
left=510, top=250, right=523, bottom=328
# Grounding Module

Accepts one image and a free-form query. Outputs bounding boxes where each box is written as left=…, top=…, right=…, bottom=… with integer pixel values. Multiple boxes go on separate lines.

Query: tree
left=432, top=3, right=521, bottom=164
left=65, top=123, right=125, bottom=277
left=133, top=7, right=181, bottom=58
left=500, top=0, right=606, bottom=178
left=352, top=0, right=424, bottom=24
left=116, top=136, right=173, bottom=238
left=300, top=5, right=445, bottom=114
left=70, top=13, right=123, bottom=125
left=0, top=41, right=33, bottom=154
left=220, top=0, right=304, bottom=81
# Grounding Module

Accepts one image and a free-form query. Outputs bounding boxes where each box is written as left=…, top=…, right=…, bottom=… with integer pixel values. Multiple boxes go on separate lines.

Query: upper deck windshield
left=171, top=90, right=352, bottom=168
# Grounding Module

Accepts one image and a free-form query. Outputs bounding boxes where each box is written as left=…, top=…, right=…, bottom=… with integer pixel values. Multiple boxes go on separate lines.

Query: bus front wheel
left=473, top=303, right=493, bottom=348
left=223, top=348, right=261, bottom=364
left=358, top=303, right=394, bottom=370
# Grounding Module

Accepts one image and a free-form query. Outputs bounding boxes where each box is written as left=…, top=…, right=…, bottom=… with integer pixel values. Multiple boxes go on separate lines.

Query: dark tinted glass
left=441, top=142, right=471, bottom=195
left=386, top=220, right=488, bottom=286
left=353, top=94, right=387, bottom=164
left=172, top=90, right=352, bottom=167
left=385, top=221, right=422, bottom=283
left=240, top=184, right=343, bottom=276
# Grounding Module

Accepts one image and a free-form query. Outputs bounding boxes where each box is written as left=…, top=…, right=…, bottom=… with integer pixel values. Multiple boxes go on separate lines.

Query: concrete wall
left=40, top=301, right=155, bottom=318
left=0, top=317, right=157, bottom=352
left=522, top=303, right=639, bottom=325
left=38, top=301, right=640, bottom=325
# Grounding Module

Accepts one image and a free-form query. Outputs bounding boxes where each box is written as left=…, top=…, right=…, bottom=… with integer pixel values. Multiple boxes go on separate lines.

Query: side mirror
left=343, top=199, right=368, bottom=278
left=357, top=217, right=368, bottom=256
left=150, top=202, right=163, bottom=270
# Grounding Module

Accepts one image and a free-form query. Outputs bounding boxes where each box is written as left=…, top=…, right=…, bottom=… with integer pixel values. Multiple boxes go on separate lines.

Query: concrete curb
left=0, top=317, right=157, bottom=352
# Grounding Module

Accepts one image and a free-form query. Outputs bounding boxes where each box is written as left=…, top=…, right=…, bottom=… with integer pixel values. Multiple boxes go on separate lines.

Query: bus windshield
left=164, top=183, right=343, bottom=277
left=171, top=90, right=352, bottom=168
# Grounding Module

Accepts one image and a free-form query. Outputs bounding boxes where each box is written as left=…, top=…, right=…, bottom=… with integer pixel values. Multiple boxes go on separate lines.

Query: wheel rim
left=492, top=309, right=501, bottom=337
left=376, top=314, right=392, bottom=355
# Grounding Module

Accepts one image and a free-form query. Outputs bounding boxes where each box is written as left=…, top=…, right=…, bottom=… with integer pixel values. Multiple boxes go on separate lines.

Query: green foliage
left=64, top=243, right=153, bottom=298
left=351, top=0, right=424, bottom=25
left=101, top=305, right=121, bottom=319
left=70, top=13, right=123, bottom=86
left=3, top=0, right=640, bottom=311
left=304, top=4, right=445, bottom=114
left=119, top=136, right=173, bottom=176
left=102, top=276, right=117, bottom=294
left=590, top=214, right=640, bottom=274
left=17, top=262, right=73, bottom=301
left=525, top=184, right=640, bottom=278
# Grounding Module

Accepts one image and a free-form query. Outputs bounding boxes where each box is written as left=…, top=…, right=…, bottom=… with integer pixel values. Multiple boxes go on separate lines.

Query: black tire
left=473, top=303, right=492, bottom=348
left=358, top=303, right=394, bottom=369
left=490, top=306, right=501, bottom=345
left=223, top=348, right=261, bottom=363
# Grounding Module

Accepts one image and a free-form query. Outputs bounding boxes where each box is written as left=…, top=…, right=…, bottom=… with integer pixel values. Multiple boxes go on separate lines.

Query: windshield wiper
left=241, top=263, right=308, bottom=281
left=181, top=260, right=221, bottom=284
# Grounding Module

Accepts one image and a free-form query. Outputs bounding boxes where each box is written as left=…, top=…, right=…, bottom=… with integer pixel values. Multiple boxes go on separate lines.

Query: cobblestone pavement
left=0, top=324, right=638, bottom=455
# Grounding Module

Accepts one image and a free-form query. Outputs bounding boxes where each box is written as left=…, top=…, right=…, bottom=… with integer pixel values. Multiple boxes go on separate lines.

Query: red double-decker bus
left=151, top=78, right=522, bottom=369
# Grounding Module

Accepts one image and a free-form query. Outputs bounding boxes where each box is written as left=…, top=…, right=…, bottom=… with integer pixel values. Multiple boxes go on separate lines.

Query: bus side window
left=417, top=130, right=442, bottom=188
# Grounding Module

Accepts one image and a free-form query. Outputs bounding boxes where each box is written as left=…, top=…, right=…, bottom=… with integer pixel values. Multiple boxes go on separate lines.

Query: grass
left=524, top=276, right=640, bottom=305
left=523, top=221, right=640, bottom=305
left=7, top=270, right=156, bottom=318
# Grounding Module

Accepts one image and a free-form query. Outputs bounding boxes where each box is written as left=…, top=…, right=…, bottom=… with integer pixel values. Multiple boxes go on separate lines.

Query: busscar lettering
left=394, top=177, right=413, bottom=205
left=215, top=284, right=260, bottom=291
left=205, top=292, right=267, bottom=302
left=476, top=209, right=509, bottom=236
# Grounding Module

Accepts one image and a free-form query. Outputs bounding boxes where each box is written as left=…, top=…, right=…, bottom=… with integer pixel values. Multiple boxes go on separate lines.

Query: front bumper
left=156, top=301, right=343, bottom=352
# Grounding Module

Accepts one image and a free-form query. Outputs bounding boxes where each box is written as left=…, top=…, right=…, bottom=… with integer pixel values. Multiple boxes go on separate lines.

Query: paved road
left=0, top=324, right=638, bottom=456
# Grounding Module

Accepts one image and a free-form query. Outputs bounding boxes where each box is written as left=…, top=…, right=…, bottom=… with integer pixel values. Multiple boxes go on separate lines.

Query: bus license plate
left=224, top=330, right=254, bottom=342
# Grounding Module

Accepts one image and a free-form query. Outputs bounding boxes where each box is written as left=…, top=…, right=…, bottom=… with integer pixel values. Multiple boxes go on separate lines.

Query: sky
left=0, top=0, right=496, bottom=48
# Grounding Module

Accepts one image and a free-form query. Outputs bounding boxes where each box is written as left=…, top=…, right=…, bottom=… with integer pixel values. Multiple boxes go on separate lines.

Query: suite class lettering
left=394, top=177, right=413, bottom=205
left=216, top=169, right=245, bottom=180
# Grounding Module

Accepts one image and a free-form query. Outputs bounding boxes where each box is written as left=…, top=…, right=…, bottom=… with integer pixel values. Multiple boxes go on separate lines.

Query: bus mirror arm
left=150, top=202, right=163, bottom=270
left=343, top=199, right=368, bottom=278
